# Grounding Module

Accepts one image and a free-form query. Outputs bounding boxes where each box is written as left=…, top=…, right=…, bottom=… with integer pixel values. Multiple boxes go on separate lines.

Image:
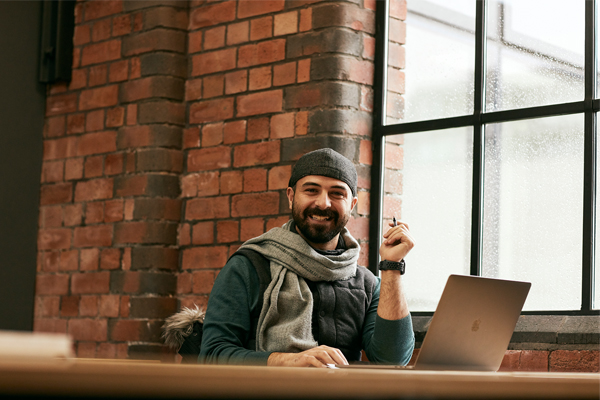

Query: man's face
left=287, top=175, right=358, bottom=250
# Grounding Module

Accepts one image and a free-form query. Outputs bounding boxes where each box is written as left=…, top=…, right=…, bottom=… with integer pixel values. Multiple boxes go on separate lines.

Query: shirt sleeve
left=361, top=278, right=415, bottom=365
left=198, top=255, right=273, bottom=365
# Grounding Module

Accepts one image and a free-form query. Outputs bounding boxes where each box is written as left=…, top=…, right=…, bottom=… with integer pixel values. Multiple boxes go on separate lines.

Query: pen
left=393, top=216, right=397, bottom=227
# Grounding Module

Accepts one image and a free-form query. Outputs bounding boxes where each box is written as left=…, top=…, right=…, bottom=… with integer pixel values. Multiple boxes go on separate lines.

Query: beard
left=291, top=200, right=350, bottom=244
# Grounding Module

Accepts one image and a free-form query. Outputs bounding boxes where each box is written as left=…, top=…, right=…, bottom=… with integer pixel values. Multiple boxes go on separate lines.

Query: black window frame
left=370, top=0, right=599, bottom=316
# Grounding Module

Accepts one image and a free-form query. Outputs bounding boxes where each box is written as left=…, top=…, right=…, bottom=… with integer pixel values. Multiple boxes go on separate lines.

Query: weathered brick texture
left=35, top=0, right=187, bottom=360
left=498, top=350, right=600, bottom=373
left=380, top=0, right=406, bottom=233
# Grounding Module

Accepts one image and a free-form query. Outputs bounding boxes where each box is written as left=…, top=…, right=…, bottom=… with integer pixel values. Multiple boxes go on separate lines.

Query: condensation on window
left=486, top=0, right=585, bottom=112
left=482, top=115, right=584, bottom=311
left=385, top=1, right=476, bottom=125
left=383, top=128, right=473, bottom=311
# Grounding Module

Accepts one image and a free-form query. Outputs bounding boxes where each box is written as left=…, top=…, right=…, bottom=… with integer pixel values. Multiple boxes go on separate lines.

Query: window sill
left=411, top=315, right=600, bottom=351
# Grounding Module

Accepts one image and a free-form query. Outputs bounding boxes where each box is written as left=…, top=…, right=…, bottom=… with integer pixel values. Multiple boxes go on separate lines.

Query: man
left=199, top=148, right=415, bottom=367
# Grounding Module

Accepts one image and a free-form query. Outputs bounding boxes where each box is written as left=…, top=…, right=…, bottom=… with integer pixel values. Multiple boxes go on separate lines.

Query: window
left=371, top=0, right=598, bottom=314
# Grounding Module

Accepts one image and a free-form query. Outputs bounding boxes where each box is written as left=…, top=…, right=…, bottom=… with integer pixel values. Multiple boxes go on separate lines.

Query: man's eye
left=332, top=192, right=345, bottom=198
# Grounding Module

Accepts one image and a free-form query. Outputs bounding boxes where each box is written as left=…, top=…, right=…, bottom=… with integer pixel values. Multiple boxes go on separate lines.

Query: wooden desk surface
left=0, top=358, right=598, bottom=399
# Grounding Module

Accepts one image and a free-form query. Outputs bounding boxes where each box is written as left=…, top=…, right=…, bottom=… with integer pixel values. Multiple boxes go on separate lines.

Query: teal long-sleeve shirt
left=199, top=255, right=415, bottom=365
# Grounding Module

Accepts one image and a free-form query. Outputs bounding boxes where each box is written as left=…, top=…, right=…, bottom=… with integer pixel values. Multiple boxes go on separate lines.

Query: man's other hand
left=267, top=345, right=349, bottom=367
left=379, top=220, right=415, bottom=262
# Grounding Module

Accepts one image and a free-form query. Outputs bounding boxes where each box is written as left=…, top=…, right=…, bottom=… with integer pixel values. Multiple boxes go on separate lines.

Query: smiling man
left=199, top=148, right=415, bottom=367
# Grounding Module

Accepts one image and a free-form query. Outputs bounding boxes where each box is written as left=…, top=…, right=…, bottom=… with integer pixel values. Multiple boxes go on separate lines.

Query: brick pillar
left=111, top=1, right=188, bottom=360
left=383, top=0, right=406, bottom=223
left=179, top=0, right=378, bottom=308
left=35, top=0, right=186, bottom=360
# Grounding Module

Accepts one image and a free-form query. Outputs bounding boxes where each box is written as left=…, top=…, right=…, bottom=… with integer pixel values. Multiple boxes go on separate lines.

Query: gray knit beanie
left=288, top=148, right=357, bottom=197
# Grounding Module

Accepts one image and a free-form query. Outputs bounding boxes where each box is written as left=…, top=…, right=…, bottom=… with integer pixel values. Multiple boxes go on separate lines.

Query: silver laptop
left=339, top=274, right=531, bottom=371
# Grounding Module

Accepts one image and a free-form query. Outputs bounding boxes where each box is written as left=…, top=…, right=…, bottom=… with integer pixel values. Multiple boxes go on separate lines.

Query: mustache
left=303, top=207, right=338, bottom=220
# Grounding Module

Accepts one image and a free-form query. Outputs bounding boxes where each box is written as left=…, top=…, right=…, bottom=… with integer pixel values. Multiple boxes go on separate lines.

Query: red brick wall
left=35, top=0, right=378, bottom=360
left=37, top=0, right=188, bottom=359
left=499, top=350, right=600, bottom=373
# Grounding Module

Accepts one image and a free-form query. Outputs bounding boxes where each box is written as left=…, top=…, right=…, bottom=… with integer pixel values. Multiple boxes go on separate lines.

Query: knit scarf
left=238, top=220, right=359, bottom=353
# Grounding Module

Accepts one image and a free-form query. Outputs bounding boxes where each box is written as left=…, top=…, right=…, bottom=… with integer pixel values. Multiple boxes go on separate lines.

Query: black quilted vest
left=236, top=248, right=378, bottom=362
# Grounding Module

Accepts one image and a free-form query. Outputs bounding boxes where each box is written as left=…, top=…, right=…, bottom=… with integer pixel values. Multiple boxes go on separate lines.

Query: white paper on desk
left=0, top=330, right=74, bottom=360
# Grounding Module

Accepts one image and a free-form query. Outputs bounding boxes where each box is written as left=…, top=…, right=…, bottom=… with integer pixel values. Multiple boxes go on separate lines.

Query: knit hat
left=288, top=148, right=357, bottom=197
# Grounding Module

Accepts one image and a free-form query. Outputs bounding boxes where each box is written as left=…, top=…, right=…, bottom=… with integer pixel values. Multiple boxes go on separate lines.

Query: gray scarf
left=238, top=220, right=359, bottom=353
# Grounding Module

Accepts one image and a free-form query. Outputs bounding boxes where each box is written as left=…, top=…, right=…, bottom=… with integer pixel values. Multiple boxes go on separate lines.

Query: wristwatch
left=378, top=259, right=405, bottom=274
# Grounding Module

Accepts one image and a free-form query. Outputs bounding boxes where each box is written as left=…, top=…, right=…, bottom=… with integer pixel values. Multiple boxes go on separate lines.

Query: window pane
left=486, top=0, right=585, bottom=112
left=386, top=0, right=475, bottom=124
left=383, top=127, right=473, bottom=311
left=482, top=115, right=584, bottom=311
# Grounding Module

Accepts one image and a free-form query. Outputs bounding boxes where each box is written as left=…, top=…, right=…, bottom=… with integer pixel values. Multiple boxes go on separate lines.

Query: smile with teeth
left=310, top=215, right=331, bottom=221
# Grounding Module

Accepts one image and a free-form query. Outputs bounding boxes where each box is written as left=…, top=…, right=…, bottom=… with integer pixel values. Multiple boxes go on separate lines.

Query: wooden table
left=0, top=358, right=598, bottom=399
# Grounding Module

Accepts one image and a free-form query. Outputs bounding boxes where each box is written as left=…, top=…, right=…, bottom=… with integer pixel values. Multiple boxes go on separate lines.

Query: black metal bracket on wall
left=39, top=0, right=75, bottom=83
left=368, top=0, right=389, bottom=275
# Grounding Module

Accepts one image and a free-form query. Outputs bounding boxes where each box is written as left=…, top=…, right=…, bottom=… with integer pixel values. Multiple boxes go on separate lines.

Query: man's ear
left=351, top=196, right=358, bottom=212
left=286, top=186, right=294, bottom=210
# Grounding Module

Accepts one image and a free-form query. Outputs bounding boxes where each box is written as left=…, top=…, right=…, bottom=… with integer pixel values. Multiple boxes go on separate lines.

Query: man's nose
left=314, top=192, right=331, bottom=209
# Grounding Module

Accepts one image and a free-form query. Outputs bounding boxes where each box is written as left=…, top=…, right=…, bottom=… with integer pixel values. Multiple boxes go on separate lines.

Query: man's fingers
left=309, top=346, right=348, bottom=366
left=305, top=355, right=328, bottom=368
left=383, top=222, right=409, bottom=238
left=391, top=232, right=415, bottom=250
left=383, top=228, right=410, bottom=245
left=268, top=346, right=348, bottom=368
left=388, top=220, right=409, bottom=229
left=326, top=347, right=348, bottom=365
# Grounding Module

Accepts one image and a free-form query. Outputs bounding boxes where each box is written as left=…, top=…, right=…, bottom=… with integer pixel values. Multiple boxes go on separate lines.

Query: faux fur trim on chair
left=162, top=305, right=205, bottom=350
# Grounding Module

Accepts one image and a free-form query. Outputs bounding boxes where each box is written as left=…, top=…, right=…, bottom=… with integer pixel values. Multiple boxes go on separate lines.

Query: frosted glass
left=383, top=128, right=473, bottom=311
left=486, top=0, right=584, bottom=112
left=388, top=1, right=475, bottom=124
left=482, top=115, right=584, bottom=310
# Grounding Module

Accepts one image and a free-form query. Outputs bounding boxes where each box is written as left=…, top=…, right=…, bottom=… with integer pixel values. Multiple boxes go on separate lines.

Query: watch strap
left=378, top=259, right=405, bottom=274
